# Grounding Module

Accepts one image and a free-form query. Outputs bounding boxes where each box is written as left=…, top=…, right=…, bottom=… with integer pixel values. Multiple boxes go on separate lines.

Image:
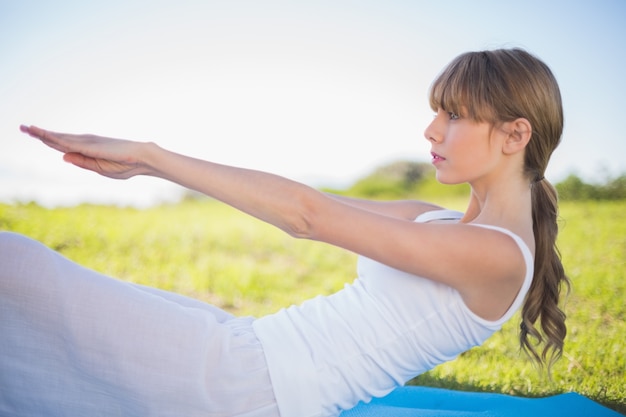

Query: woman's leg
left=130, top=282, right=236, bottom=323
left=0, top=232, right=278, bottom=417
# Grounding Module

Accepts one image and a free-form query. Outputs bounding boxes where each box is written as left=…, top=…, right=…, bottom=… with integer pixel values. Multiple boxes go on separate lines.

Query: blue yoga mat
left=341, top=386, right=622, bottom=417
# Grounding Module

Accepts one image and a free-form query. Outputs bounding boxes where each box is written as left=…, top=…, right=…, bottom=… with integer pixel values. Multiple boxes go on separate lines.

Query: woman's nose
left=424, top=117, right=441, bottom=144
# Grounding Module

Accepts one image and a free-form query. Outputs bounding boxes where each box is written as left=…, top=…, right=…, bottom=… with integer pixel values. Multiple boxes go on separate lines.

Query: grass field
left=1, top=199, right=624, bottom=414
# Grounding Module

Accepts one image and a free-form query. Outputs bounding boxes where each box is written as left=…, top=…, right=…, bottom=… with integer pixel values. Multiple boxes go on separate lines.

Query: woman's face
left=424, top=108, right=506, bottom=186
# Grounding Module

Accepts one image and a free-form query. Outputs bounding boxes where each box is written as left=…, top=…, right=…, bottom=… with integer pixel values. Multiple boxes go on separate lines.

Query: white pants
left=0, top=232, right=279, bottom=417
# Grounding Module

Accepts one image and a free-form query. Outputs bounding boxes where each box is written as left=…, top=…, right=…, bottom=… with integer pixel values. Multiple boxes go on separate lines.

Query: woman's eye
left=448, top=111, right=460, bottom=120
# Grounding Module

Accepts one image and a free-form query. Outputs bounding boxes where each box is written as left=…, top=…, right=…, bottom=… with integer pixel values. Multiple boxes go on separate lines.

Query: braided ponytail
left=522, top=178, right=569, bottom=370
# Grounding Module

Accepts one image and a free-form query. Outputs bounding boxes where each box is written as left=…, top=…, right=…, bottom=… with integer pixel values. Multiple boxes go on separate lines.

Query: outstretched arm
left=20, top=125, right=527, bottom=321
left=20, top=125, right=439, bottom=230
left=20, top=125, right=327, bottom=237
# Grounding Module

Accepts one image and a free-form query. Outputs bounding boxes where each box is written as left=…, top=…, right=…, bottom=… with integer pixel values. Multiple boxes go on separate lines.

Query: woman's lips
left=431, top=152, right=446, bottom=164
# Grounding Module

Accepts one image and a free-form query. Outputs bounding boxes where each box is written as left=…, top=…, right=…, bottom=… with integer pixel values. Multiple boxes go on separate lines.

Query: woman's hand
left=20, top=125, right=152, bottom=179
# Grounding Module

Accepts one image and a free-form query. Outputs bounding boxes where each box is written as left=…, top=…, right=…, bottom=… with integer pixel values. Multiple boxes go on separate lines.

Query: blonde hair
left=429, top=48, right=570, bottom=372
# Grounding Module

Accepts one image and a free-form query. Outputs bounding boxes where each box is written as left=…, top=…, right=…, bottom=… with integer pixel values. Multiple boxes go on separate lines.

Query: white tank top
left=253, top=210, right=534, bottom=417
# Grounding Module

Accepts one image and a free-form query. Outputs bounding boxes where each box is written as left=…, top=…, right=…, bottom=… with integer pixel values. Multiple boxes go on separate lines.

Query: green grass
left=1, top=199, right=624, bottom=414
left=0, top=201, right=356, bottom=315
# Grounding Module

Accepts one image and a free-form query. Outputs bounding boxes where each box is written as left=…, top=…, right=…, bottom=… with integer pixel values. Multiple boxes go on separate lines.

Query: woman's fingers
left=20, top=124, right=148, bottom=179
left=21, top=125, right=113, bottom=159
left=20, top=125, right=74, bottom=153
left=20, top=125, right=55, bottom=141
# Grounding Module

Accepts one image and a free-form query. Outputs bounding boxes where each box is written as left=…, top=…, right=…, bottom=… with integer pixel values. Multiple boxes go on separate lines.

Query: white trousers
left=0, top=232, right=280, bottom=417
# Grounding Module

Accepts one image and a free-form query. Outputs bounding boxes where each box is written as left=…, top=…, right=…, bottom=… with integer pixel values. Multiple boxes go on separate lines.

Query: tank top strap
left=414, top=209, right=463, bottom=223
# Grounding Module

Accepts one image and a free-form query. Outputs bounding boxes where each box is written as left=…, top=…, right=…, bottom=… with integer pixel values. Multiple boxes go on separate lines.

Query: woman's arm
left=20, top=125, right=322, bottom=237
left=21, top=125, right=525, bottom=320
left=20, top=125, right=439, bottom=230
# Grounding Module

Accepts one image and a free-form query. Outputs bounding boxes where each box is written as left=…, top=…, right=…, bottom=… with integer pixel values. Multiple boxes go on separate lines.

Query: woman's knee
left=0, top=232, right=53, bottom=286
left=0, top=231, right=49, bottom=258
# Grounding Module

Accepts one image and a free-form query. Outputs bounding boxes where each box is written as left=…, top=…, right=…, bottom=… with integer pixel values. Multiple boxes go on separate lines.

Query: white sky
left=1, top=0, right=625, bottom=207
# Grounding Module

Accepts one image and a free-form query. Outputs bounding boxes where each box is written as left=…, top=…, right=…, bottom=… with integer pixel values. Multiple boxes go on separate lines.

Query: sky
left=1, top=0, right=625, bottom=207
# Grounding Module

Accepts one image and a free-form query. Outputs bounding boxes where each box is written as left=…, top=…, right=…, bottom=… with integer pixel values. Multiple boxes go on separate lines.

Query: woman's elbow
left=284, top=189, right=324, bottom=240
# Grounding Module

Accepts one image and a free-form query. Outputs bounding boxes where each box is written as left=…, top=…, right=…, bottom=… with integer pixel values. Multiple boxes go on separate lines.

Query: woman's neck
left=460, top=151, right=531, bottom=219
left=460, top=176, right=534, bottom=249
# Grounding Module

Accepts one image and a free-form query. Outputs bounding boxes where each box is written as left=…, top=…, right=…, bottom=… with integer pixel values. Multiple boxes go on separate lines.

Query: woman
left=1, top=48, right=568, bottom=416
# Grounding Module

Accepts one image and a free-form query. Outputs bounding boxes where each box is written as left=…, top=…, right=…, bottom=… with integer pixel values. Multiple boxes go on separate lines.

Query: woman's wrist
left=138, top=141, right=167, bottom=177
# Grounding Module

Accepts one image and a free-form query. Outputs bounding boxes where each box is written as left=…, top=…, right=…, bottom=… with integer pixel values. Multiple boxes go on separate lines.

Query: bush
left=556, top=174, right=626, bottom=201
left=345, top=161, right=432, bottom=198
left=333, top=160, right=469, bottom=201
left=338, top=161, right=626, bottom=202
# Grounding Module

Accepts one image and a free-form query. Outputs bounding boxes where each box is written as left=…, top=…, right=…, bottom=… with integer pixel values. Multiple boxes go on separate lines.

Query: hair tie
left=534, top=175, right=545, bottom=183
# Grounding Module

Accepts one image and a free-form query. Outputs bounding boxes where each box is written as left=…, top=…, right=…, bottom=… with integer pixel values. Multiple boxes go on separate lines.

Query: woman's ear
left=502, top=118, right=532, bottom=155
